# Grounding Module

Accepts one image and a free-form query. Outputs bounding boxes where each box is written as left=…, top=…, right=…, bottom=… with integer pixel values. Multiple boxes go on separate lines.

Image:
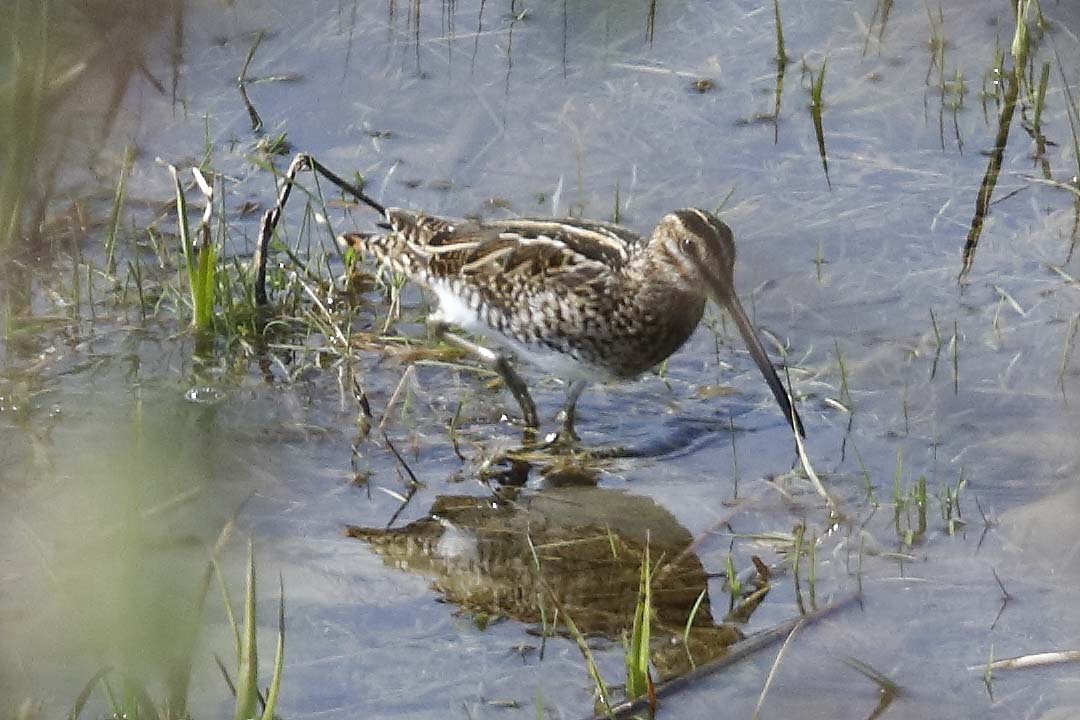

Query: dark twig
left=307, top=156, right=386, bottom=215
left=254, top=155, right=307, bottom=305
left=381, top=430, right=422, bottom=489
left=254, top=153, right=387, bottom=305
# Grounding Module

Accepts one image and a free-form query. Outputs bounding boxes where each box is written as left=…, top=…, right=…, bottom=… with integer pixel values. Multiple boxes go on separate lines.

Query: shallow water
left=3, top=0, right=1080, bottom=718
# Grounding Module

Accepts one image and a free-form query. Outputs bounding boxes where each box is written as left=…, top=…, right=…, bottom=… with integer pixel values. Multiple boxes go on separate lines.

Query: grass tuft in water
left=63, top=512, right=284, bottom=720
left=940, top=468, right=966, bottom=535
left=214, top=539, right=287, bottom=720
left=892, top=451, right=928, bottom=549
left=724, top=553, right=741, bottom=612
left=170, top=165, right=218, bottom=332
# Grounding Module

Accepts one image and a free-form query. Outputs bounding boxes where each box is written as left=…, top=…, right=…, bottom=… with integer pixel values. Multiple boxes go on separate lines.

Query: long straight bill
left=720, top=294, right=805, bottom=438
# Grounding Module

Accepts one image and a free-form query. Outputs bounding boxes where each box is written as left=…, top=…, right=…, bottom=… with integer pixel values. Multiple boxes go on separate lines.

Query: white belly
left=429, top=283, right=613, bottom=383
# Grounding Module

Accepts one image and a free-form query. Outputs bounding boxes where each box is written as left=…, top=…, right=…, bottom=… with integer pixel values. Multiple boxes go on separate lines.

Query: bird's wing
left=379, top=210, right=638, bottom=288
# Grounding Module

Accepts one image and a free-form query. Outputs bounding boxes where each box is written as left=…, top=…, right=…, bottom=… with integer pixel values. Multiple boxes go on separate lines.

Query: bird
left=337, top=203, right=805, bottom=441
left=262, top=154, right=800, bottom=440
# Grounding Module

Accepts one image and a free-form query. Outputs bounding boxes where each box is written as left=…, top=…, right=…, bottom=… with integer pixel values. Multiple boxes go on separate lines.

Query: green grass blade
left=564, top=609, right=614, bottom=718
left=212, top=554, right=243, bottom=665
left=67, top=666, right=112, bottom=720
left=104, top=147, right=133, bottom=275
left=170, top=165, right=218, bottom=331
left=261, top=573, right=286, bottom=720
left=681, top=588, right=708, bottom=669
left=625, top=544, right=652, bottom=700
left=772, top=0, right=787, bottom=67
left=119, top=674, right=162, bottom=720
left=169, top=165, right=197, bottom=294
left=194, top=225, right=218, bottom=331
left=1011, top=0, right=1030, bottom=71
left=233, top=539, right=259, bottom=720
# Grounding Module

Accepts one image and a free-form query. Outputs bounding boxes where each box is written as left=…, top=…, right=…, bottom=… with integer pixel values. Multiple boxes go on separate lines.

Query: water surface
left=3, top=1, right=1080, bottom=718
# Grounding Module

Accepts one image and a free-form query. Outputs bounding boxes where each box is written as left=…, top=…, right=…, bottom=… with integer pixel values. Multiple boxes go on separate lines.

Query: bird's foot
left=548, top=410, right=581, bottom=445
left=540, top=427, right=582, bottom=453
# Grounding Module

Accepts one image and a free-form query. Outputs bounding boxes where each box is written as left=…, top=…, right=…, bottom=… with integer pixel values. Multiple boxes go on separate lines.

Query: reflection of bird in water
left=347, top=486, right=752, bottom=678
left=340, top=204, right=803, bottom=440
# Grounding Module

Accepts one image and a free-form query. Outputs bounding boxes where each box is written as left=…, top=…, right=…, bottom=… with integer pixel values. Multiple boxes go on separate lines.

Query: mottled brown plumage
left=342, top=206, right=803, bottom=438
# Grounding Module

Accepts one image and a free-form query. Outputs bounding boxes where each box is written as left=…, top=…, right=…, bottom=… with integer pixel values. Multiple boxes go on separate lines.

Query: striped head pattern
left=649, top=208, right=737, bottom=294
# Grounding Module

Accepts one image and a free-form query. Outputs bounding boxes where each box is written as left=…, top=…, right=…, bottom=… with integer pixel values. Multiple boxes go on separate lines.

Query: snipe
left=257, top=155, right=803, bottom=440
left=340, top=205, right=804, bottom=440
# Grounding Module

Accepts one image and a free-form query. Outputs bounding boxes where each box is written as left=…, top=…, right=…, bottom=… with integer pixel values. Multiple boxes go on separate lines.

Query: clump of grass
left=170, top=165, right=218, bottom=332
left=256, top=131, right=292, bottom=157
left=891, top=450, right=928, bottom=548
left=724, top=553, right=742, bottom=613
left=944, top=68, right=967, bottom=111
left=67, top=529, right=285, bottom=720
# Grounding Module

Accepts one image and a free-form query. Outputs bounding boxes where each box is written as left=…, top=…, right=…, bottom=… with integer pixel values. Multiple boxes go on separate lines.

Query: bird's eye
left=680, top=236, right=695, bottom=251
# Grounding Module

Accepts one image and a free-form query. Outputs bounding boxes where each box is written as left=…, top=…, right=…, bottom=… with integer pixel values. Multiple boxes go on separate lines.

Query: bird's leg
left=431, top=321, right=539, bottom=429
left=553, top=380, right=588, bottom=443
